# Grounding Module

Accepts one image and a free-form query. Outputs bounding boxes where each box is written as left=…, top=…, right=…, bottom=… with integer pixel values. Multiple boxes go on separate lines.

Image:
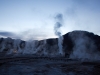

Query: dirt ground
left=0, top=57, right=100, bottom=75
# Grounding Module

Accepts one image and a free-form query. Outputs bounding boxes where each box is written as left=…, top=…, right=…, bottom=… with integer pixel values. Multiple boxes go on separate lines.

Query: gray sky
left=0, top=0, right=100, bottom=40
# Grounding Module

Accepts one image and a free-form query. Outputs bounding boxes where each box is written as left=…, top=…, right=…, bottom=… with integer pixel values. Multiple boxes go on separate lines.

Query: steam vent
left=0, top=30, right=100, bottom=75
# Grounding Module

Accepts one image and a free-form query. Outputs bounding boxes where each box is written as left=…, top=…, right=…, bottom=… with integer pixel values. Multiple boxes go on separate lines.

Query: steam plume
left=54, top=13, right=63, bottom=55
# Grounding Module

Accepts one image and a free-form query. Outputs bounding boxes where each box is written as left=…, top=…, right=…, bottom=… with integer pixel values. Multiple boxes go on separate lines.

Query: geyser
left=54, top=13, right=64, bottom=55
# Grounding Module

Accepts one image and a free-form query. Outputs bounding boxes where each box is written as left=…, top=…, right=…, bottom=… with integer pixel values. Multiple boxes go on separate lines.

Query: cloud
left=0, top=31, right=18, bottom=38
left=0, top=30, right=47, bottom=40
left=0, top=32, right=14, bottom=37
left=0, top=28, right=56, bottom=41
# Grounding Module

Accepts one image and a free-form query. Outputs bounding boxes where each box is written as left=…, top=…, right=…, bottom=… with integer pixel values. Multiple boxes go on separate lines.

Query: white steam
left=69, top=31, right=100, bottom=61
left=54, top=14, right=63, bottom=55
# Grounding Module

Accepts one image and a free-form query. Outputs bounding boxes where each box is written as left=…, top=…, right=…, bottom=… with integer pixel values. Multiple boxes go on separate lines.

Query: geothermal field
left=0, top=30, right=100, bottom=75
left=0, top=0, right=100, bottom=75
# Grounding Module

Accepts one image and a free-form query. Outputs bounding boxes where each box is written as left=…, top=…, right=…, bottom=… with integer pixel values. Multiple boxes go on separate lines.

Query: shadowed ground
left=0, top=56, right=100, bottom=75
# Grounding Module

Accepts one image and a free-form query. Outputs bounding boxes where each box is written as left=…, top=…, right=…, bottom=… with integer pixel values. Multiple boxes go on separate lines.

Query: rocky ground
left=0, top=56, right=100, bottom=75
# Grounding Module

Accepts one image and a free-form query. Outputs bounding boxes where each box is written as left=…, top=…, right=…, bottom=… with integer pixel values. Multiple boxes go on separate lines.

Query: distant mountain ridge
left=0, top=30, right=100, bottom=60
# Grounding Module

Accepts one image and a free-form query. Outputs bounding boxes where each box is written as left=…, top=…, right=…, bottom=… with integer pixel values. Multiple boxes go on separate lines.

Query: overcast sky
left=0, top=0, right=100, bottom=40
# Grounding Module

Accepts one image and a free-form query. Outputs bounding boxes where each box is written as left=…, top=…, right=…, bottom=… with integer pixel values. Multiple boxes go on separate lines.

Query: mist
left=69, top=31, right=100, bottom=61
